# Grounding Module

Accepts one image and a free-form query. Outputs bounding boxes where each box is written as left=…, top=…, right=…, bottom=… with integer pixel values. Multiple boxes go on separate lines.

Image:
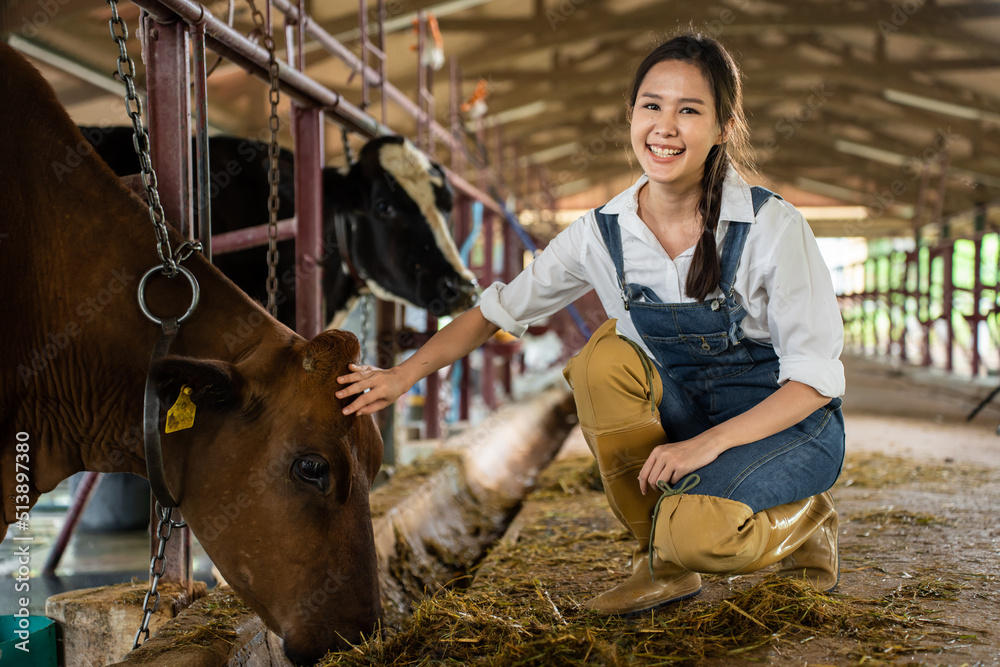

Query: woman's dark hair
left=628, top=32, right=755, bottom=302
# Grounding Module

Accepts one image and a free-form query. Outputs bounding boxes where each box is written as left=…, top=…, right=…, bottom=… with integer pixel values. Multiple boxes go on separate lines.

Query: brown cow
left=0, top=43, right=382, bottom=664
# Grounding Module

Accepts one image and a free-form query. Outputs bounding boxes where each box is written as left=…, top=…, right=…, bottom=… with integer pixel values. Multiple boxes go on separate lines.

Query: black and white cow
left=81, top=127, right=478, bottom=327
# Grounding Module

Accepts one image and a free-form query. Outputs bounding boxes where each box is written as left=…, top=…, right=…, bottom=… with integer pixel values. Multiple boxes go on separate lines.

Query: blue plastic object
left=0, top=615, right=58, bottom=666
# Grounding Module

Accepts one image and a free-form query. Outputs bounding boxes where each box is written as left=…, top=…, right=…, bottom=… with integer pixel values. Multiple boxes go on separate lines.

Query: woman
left=336, top=32, right=845, bottom=616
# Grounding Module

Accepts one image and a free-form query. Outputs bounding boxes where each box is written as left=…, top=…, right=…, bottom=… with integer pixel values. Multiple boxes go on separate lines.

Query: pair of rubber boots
left=582, top=416, right=839, bottom=615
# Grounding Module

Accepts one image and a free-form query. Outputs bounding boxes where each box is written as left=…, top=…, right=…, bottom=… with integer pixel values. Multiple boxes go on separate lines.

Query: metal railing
left=837, top=222, right=1000, bottom=379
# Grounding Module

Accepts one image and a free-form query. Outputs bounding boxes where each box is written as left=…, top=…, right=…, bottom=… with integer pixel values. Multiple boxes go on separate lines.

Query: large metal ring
left=137, top=265, right=200, bottom=326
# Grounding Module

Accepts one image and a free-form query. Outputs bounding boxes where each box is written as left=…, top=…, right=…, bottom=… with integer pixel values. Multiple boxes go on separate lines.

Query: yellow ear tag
left=165, top=385, right=197, bottom=433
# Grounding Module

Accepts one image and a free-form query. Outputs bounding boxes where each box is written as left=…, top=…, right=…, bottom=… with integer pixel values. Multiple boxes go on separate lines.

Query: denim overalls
left=594, top=187, right=845, bottom=513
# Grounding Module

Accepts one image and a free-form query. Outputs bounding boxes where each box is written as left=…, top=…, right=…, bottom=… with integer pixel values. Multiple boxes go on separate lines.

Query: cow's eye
left=293, top=456, right=330, bottom=492
left=374, top=199, right=396, bottom=219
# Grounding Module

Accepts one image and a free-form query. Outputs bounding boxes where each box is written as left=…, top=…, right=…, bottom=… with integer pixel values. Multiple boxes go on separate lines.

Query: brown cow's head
left=152, top=329, right=382, bottom=664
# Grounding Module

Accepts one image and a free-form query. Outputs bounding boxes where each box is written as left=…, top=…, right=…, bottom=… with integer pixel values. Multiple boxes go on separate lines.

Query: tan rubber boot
left=651, top=492, right=838, bottom=589
left=776, top=492, right=839, bottom=591
left=565, top=320, right=701, bottom=615
left=580, top=424, right=702, bottom=614
left=584, top=546, right=702, bottom=615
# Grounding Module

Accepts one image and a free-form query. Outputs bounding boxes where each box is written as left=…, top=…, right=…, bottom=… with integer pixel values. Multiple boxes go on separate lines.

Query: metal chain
left=107, top=0, right=200, bottom=277
left=246, top=0, right=282, bottom=317
left=132, top=504, right=186, bottom=649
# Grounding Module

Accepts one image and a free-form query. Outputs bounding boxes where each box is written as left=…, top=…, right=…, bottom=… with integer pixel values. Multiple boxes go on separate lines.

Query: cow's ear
left=151, top=356, right=244, bottom=412
left=428, top=162, right=453, bottom=213
left=300, top=329, right=361, bottom=382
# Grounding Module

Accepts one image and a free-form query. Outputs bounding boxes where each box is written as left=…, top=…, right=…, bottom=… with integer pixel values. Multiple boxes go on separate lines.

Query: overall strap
left=718, top=186, right=782, bottom=297
left=594, top=207, right=633, bottom=306
left=750, top=185, right=782, bottom=215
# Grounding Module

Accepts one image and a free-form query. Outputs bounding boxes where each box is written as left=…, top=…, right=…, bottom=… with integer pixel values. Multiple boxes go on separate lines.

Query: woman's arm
left=336, top=307, right=500, bottom=416
left=636, top=380, right=831, bottom=494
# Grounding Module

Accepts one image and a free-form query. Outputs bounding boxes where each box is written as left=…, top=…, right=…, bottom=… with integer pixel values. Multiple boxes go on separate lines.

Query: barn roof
left=4, top=0, right=999, bottom=239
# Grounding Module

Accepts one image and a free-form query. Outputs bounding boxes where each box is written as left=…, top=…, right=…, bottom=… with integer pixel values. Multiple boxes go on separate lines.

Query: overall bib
left=563, top=186, right=844, bottom=615
left=593, top=186, right=845, bottom=513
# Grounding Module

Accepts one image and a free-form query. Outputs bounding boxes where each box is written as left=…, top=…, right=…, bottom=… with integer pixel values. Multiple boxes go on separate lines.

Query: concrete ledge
left=45, top=580, right=206, bottom=667
left=110, top=587, right=288, bottom=667
left=374, top=386, right=577, bottom=626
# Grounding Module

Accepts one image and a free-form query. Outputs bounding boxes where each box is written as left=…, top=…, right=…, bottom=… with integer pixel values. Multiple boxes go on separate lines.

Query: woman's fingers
left=638, top=445, right=677, bottom=495
left=336, top=364, right=380, bottom=398
left=638, top=450, right=662, bottom=495
left=337, top=364, right=408, bottom=416
left=341, top=384, right=384, bottom=415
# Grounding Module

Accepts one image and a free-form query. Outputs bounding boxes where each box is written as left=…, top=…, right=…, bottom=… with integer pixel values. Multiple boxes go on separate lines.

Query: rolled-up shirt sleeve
left=479, top=216, right=594, bottom=337
left=762, top=206, right=845, bottom=398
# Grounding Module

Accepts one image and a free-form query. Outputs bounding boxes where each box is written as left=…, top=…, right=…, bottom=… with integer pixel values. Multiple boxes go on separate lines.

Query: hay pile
left=319, top=454, right=974, bottom=666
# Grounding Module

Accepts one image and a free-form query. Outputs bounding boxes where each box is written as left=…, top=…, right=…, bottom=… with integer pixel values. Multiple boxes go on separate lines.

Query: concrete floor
left=2, top=350, right=998, bottom=620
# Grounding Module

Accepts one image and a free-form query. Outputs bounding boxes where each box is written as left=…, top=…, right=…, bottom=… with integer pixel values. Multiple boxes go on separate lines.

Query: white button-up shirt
left=480, top=168, right=846, bottom=398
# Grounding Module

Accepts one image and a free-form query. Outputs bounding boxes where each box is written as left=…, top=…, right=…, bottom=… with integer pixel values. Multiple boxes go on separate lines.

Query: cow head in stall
left=80, top=127, right=479, bottom=328
left=0, top=42, right=381, bottom=665
left=327, top=136, right=479, bottom=321
left=149, top=329, right=383, bottom=664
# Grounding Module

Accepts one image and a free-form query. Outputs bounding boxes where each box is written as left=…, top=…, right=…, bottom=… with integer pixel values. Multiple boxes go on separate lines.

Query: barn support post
left=41, top=472, right=103, bottom=575
left=376, top=300, right=398, bottom=466
left=972, top=234, right=983, bottom=376
left=416, top=11, right=441, bottom=438
left=424, top=312, right=441, bottom=439
left=922, top=251, right=935, bottom=367
left=449, top=58, right=472, bottom=423
left=481, top=209, right=496, bottom=410
left=292, top=104, right=324, bottom=339
left=943, top=242, right=955, bottom=373
left=456, top=197, right=473, bottom=423
left=144, top=13, right=193, bottom=240
left=142, top=11, right=193, bottom=595
left=190, top=19, right=211, bottom=261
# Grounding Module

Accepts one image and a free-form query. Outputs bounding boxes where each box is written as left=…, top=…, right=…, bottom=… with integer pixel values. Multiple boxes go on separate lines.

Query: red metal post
left=143, top=12, right=193, bottom=594
left=943, top=242, right=954, bottom=372
left=357, top=0, right=370, bottom=112
left=922, top=250, right=933, bottom=367
left=972, top=236, right=982, bottom=376
left=41, top=472, right=102, bottom=575
left=145, top=15, right=193, bottom=239
left=899, top=250, right=912, bottom=363
left=190, top=19, right=211, bottom=260
left=357, top=0, right=388, bottom=124
left=424, top=313, right=441, bottom=438
left=376, top=300, right=397, bottom=464
left=456, top=197, right=472, bottom=422
left=415, top=11, right=440, bottom=435
left=449, top=57, right=471, bottom=421
left=481, top=209, right=496, bottom=409
left=416, top=12, right=427, bottom=151
left=292, top=104, right=324, bottom=339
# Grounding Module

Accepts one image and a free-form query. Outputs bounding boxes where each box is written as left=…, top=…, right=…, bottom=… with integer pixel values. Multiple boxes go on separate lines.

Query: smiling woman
left=335, top=30, right=845, bottom=620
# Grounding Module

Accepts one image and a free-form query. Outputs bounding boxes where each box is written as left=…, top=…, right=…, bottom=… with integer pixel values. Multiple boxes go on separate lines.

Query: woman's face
left=630, top=59, right=723, bottom=193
